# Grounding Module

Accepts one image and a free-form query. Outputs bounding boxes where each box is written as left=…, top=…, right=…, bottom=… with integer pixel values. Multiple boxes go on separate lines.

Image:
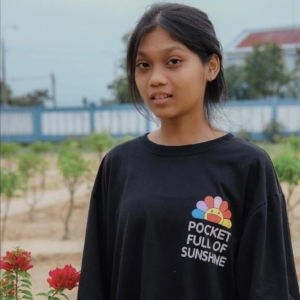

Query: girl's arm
left=235, top=193, right=300, bottom=299
left=77, top=158, right=109, bottom=299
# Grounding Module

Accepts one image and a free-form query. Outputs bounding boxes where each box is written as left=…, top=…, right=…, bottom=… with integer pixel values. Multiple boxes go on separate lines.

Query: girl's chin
left=150, top=110, right=179, bottom=120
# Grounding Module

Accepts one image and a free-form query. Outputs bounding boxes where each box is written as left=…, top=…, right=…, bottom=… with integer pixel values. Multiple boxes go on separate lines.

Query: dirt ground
left=1, top=153, right=300, bottom=298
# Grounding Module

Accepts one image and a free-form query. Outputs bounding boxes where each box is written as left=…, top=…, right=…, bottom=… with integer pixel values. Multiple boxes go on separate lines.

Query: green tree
left=0, top=80, right=51, bottom=106
left=103, top=32, right=131, bottom=104
left=0, top=80, right=13, bottom=105
left=57, top=142, right=90, bottom=240
left=262, top=120, right=285, bottom=143
left=244, top=43, right=291, bottom=98
left=29, top=141, right=53, bottom=154
left=287, top=135, right=300, bottom=153
left=0, top=169, right=25, bottom=242
left=11, top=89, right=50, bottom=106
left=86, top=131, right=115, bottom=160
left=224, top=65, right=249, bottom=99
left=273, top=150, right=300, bottom=223
left=18, top=153, right=48, bottom=221
left=0, top=142, right=21, bottom=169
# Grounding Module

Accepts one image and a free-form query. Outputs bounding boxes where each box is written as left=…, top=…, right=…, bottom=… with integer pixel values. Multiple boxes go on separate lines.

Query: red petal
left=223, top=210, right=232, bottom=219
left=204, top=196, right=214, bottom=208
left=219, top=201, right=229, bottom=212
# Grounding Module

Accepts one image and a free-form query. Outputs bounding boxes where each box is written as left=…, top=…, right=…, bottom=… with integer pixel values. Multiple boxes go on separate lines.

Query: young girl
left=78, top=3, right=299, bottom=299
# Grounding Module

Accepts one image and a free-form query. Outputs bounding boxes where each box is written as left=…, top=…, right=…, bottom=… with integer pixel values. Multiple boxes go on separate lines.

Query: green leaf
left=24, top=272, right=31, bottom=279
left=21, top=295, right=33, bottom=300
left=20, top=289, right=33, bottom=297
left=36, top=292, right=47, bottom=296
left=6, top=283, right=14, bottom=292
left=21, top=279, right=32, bottom=286
left=60, top=293, right=70, bottom=300
left=9, top=275, right=16, bottom=281
left=1, top=271, right=8, bottom=277
left=6, top=295, right=15, bottom=300
left=46, top=289, right=56, bottom=296
left=20, top=283, right=31, bottom=289
left=53, top=297, right=61, bottom=300
left=18, top=270, right=26, bottom=277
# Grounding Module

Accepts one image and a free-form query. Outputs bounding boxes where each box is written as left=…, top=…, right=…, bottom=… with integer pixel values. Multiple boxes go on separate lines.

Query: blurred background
left=1, top=0, right=300, bottom=297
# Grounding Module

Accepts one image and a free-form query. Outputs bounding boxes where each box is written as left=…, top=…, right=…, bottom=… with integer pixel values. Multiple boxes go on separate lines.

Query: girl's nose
left=149, top=67, right=168, bottom=87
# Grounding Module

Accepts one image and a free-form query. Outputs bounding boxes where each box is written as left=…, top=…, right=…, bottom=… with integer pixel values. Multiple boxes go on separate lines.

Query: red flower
left=0, top=247, right=33, bottom=272
left=47, top=265, right=80, bottom=291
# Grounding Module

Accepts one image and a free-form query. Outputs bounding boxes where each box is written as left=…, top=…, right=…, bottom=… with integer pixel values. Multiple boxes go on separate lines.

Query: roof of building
left=226, top=25, right=300, bottom=51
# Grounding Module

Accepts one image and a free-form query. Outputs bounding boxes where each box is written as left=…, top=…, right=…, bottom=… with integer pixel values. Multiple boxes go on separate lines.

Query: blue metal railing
left=0, top=99, right=299, bottom=143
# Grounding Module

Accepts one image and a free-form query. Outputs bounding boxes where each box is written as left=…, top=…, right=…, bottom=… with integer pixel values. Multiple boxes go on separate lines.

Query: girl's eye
left=167, top=58, right=182, bottom=65
left=136, top=62, right=149, bottom=69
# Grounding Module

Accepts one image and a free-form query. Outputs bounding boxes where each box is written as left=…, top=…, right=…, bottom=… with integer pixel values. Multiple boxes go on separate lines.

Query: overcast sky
left=2, top=0, right=300, bottom=107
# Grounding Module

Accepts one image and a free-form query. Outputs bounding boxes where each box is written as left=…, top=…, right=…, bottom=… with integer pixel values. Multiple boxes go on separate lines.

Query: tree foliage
left=29, top=141, right=53, bottom=154
left=287, top=135, right=300, bottom=153
left=224, top=65, right=248, bottom=99
left=102, top=32, right=131, bottom=104
left=273, top=141, right=300, bottom=223
left=0, top=80, right=51, bottom=106
left=57, top=142, right=90, bottom=240
left=273, top=151, right=300, bottom=219
left=0, top=168, right=25, bottom=241
left=262, top=120, right=285, bottom=142
left=244, top=43, right=291, bottom=98
left=11, top=89, right=51, bottom=106
left=18, top=153, right=48, bottom=221
left=85, top=131, right=115, bottom=159
left=225, top=43, right=300, bottom=99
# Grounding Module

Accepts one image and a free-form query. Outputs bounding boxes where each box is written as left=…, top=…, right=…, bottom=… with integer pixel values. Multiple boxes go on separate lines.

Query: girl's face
left=135, top=26, right=212, bottom=121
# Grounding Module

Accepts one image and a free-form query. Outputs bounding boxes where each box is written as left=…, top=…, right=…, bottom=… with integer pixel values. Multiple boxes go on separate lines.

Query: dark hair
left=126, top=2, right=227, bottom=122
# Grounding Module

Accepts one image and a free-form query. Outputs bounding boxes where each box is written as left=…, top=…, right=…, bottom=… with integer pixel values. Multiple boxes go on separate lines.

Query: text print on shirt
left=181, top=196, right=232, bottom=267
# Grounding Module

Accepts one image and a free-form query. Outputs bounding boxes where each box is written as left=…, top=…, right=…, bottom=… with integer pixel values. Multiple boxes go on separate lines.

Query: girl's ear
left=206, top=54, right=220, bottom=82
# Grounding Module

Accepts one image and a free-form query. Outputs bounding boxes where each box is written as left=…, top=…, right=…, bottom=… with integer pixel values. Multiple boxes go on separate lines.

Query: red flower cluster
left=0, top=247, right=33, bottom=272
left=47, top=265, right=80, bottom=291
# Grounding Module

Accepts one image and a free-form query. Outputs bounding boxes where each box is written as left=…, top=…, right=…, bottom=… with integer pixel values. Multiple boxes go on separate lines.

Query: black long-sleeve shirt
left=78, top=133, right=300, bottom=299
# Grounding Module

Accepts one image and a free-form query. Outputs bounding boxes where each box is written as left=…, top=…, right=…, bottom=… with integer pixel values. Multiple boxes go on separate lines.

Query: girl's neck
left=148, top=113, right=225, bottom=146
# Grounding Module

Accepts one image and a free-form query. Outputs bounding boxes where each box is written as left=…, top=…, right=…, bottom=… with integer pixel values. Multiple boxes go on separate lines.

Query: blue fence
left=1, top=99, right=300, bottom=143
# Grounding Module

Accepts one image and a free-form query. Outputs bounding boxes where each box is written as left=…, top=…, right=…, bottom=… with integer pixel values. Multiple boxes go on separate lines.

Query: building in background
left=224, top=25, right=300, bottom=69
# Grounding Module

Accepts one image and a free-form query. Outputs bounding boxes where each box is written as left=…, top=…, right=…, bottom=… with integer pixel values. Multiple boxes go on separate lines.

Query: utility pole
left=1, top=39, right=7, bottom=106
left=50, top=73, right=56, bottom=107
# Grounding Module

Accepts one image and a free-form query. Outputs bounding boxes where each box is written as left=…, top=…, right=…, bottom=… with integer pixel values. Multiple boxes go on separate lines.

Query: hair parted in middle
left=126, top=2, right=228, bottom=122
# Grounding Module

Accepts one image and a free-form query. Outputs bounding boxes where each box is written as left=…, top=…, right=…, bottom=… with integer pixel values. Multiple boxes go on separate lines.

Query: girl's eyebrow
left=137, top=45, right=185, bottom=57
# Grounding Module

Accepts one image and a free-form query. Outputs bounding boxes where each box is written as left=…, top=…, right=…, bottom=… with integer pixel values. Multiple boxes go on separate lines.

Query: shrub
left=262, top=120, right=285, bottom=142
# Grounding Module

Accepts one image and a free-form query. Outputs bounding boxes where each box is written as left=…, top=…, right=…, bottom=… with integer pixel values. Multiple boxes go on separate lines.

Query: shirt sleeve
left=77, top=157, right=109, bottom=300
left=235, top=193, right=300, bottom=299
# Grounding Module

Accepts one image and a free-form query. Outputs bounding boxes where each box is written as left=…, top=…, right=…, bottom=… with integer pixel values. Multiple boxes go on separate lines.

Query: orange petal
left=223, top=210, right=232, bottom=219
left=219, top=201, right=228, bottom=213
left=204, top=196, right=214, bottom=208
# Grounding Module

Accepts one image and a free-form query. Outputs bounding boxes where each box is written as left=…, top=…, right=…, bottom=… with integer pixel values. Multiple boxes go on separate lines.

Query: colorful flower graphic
left=192, top=196, right=232, bottom=229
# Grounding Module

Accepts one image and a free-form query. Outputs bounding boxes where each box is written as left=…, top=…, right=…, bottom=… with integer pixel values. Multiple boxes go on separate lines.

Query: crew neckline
left=139, top=132, right=235, bottom=156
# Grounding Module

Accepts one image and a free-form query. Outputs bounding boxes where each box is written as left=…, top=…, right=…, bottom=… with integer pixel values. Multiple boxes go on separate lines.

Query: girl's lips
left=151, top=96, right=172, bottom=104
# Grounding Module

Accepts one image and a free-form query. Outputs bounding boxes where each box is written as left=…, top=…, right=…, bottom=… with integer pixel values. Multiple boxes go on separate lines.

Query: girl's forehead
left=137, top=27, right=186, bottom=54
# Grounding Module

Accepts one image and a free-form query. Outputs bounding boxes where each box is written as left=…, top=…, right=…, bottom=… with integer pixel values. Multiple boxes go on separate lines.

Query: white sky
left=2, top=0, right=300, bottom=107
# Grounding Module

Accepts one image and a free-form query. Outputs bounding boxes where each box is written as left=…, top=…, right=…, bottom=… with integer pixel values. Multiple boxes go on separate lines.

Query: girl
left=78, top=3, right=299, bottom=299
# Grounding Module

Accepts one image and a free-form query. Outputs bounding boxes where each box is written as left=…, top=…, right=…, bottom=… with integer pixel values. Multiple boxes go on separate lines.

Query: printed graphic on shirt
left=181, top=220, right=232, bottom=267
left=192, top=196, right=232, bottom=229
left=181, top=196, right=232, bottom=267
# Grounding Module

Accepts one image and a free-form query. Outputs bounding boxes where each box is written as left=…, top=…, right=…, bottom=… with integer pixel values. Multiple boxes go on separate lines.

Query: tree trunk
left=62, top=184, right=75, bottom=240
left=286, top=185, right=294, bottom=223
left=1, top=197, right=12, bottom=244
